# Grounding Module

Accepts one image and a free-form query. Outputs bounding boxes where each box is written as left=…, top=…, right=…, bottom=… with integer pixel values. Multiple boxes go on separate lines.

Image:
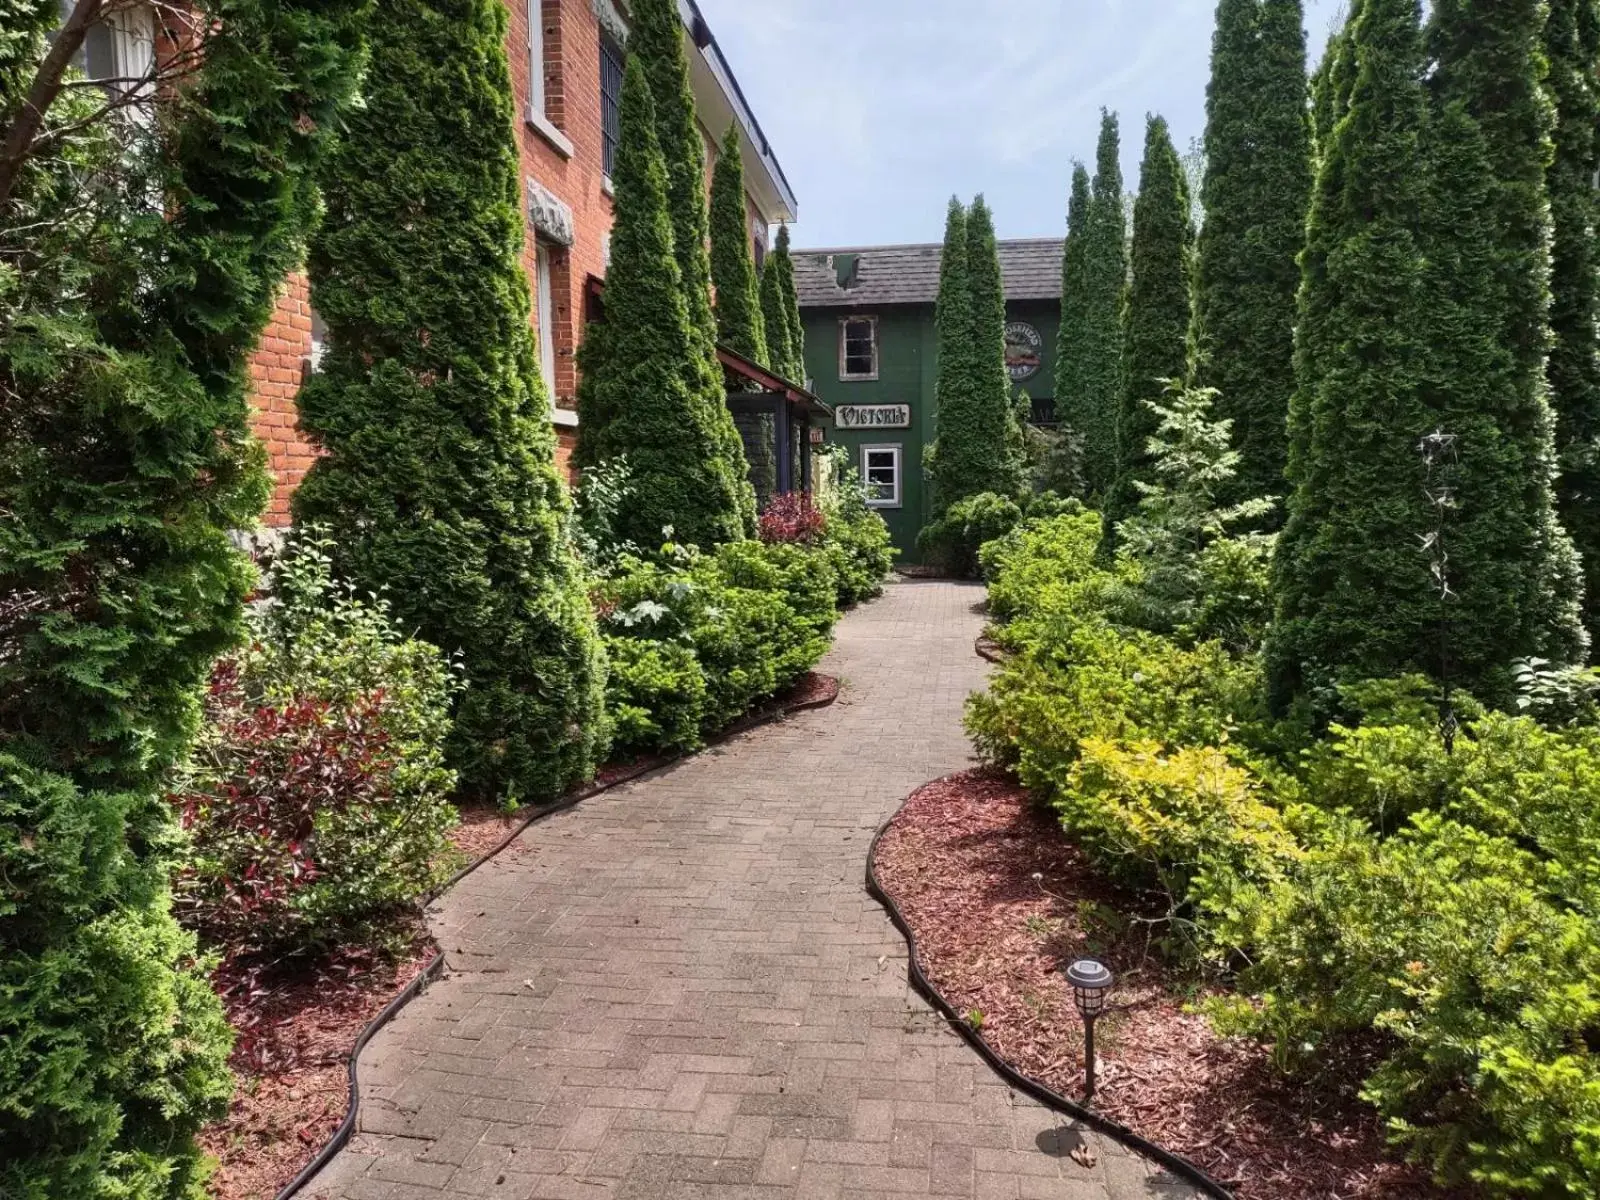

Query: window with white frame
left=535, top=244, right=558, bottom=400
left=83, top=2, right=156, bottom=115
left=861, top=444, right=902, bottom=509
left=839, top=316, right=878, bottom=381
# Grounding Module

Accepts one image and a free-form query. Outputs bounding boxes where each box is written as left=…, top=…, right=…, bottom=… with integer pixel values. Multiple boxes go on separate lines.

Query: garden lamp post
left=1066, top=959, right=1115, bottom=1105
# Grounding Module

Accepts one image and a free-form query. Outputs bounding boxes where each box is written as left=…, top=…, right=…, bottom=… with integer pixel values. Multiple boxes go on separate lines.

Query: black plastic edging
left=865, top=801, right=1236, bottom=1200
left=273, top=676, right=842, bottom=1200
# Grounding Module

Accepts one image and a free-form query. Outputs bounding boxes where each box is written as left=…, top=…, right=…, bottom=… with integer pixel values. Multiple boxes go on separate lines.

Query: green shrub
left=603, top=637, right=707, bottom=755
left=597, top=540, right=839, bottom=752
left=821, top=468, right=896, bottom=605
left=172, top=538, right=462, bottom=954
left=917, top=492, right=1024, bottom=579
left=1212, top=809, right=1600, bottom=1195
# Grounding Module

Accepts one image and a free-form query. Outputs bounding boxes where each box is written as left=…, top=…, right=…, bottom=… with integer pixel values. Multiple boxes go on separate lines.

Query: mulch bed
left=200, top=930, right=435, bottom=1200
left=872, top=769, right=1466, bottom=1200
left=201, top=670, right=842, bottom=1199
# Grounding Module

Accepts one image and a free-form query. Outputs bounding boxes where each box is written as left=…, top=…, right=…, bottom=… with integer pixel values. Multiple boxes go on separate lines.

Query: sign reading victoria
left=836, top=404, right=912, bottom=431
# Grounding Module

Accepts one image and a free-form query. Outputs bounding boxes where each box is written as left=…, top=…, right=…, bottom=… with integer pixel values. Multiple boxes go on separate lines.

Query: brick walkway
left=308, top=581, right=1198, bottom=1200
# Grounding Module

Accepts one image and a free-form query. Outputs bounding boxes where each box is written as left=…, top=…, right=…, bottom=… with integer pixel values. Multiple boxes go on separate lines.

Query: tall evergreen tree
left=1266, top=0, right=1436, bottom=710
left=629, top=0, right=756, bottom=528
left=1107, top=115, right=1194, bottom=536
left=761, top=249, right=795, bottom=380
left=967, top=195, right=1030, bottom=497
left=710, top=125, right=769, bottom=367
left=1055, top=163, right=1093, bottom=449
left=1191, top=0, right=1312, bottom=511
left=929, top=198, right=975, bottom=510
left=1544, top=0, right=1600, bottom=640
left=773, top=222, right=807, bottom=381
left=1077, top=111, right=1128, bottom=500
left=295, top=0, right=607, bottom=804
left=0, top=1, right=367, bottom=1191
left=574, top=57, right=749, bottom=549
left=1429, top=0, right=1587, bottom=668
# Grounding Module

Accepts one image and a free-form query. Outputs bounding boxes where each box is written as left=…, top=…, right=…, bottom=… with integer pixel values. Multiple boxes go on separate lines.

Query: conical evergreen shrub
left=1106, top=115, right=1193, bottom=538
left=710, top=126, right=769, bottom=367
left=294, top=0, right=607, bottom=805
left=574, top=57, right=749, bottom=550
left=0, top=1, right=367, bottom=1191
left=928, top=198, right=976, bottom=510
left=1429, top=0, right=1587, bottom=670
left=1077, top=111, right=1128, bottom=500
left=1192, top=0, right=1311, bottom=511
left=1266, top=0, right=1436, bottom=711
left=1544, top=0, right=1600, bottom=642
left=629, top=0, right=756, bottom=529
left=967, top=196, right=1030, bottom=498
left=774, top=223, right=806, bottom=382
left=761, top=254, right=795, bottom=382
left=1055, top=163, right=1093, bottom=452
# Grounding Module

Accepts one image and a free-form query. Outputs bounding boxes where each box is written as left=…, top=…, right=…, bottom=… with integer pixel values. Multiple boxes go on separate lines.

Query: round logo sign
left=1005, top=322, right=1043, bottom=382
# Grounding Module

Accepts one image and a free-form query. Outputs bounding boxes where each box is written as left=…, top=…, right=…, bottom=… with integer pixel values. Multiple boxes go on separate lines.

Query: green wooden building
left=793, top=239, right=1065, bottom=560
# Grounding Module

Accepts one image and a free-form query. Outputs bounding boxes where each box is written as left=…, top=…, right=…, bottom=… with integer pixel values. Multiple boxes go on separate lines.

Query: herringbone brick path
left=307, top=582, right=1198, bottom=1200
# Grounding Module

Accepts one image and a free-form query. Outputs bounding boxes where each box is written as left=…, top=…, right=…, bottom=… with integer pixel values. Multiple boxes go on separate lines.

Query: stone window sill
left=527, top=108, right=574, bottom=159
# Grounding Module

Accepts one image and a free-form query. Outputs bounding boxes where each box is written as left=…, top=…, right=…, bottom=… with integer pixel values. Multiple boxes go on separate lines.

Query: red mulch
left=872, top=769, right=1467, bottom=1200
left=200, top=930, right=436, bottom=1200
left=772, top=669, right=840, bottom=712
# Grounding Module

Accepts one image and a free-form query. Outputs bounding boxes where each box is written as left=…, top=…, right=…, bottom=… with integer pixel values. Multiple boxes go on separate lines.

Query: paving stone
left=305, top=584, right=1200, bottom=1200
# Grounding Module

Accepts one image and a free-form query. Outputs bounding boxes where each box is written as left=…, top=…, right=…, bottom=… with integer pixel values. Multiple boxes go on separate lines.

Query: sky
left=699, top=0, right=1346, bottom=249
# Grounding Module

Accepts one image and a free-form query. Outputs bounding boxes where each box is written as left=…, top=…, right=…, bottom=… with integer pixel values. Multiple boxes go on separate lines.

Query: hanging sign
left=835, top=404, right=912, bottom=431
left=1006, top=322, right=1044, bottom=381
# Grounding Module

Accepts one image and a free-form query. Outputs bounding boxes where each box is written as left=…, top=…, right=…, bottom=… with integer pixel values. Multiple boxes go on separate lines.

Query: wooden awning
left=716, top=345, right=832, bottom=419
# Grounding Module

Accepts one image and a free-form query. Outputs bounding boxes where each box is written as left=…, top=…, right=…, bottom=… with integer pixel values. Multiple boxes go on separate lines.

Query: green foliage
left=1, top=0, right=369, bottom=1191
left=1054, top=164, right=1094, bottom=477
left=917, top=493, right=1025, bottom=580
left=1544, top=0, right=1600, bottom=645
left=818, top=464, right=896, bottom=606
left=1268, top=0, right=1437, bottom=713
left=294, top=0, right=606, bottom=806
left=174, top=536, right=462, bottom=954
left=710, top=125, right=769, bottom=368
left=1069, top=112, right=1128, bottom=500
left=1105, top=115, right=1193, bottom=539
left=572, top=56, right=749, bottom=551
left=761, top=224, right=806, bottom=385
left=598, top=540, right=838, bottom=754
left=629, top=0, right=757, bottom=532
left=927, top=196, right=1028, bottom=521
left=571, top=457, right=641, bottom=576
left=1113, top=384, right=1275, bottom=652
left=1191, top=0, right=1312, bottom=512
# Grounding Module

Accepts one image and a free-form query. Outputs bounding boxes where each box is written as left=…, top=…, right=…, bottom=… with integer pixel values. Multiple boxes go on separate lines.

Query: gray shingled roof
left=791, top=238, right=1065, bottom=309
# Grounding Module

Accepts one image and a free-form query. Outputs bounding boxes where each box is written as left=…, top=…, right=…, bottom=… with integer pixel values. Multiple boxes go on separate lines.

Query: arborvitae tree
left=0, top=1, right=367, bottom=1192
left=1429, top=0, right=1587, bottom=668
left=928, top=198, right=975, bottom=509
left=1191, top=0, right=1311, bottom=511
left=1544, top=0, right=1600, bottom=641
left=1310, top=0, right=1362, bottom=152
left=574, top=57, right=748, bottom=549
left=710, top=125, right=769, bottom=366
left=761, top=250, right=796, bottom=380
left=1266, top=0, right=1436, bottom=711
left=295, top=0, right=607, bottom=804
left=629, top=0, right=756, bottom=528
left=1078, top=111, right=1128, bottom=500
left=1106, top=115, right=1193, bottom=537
left=774, top=222, right=807, bottom=381
left=630, top=0, right=714, bottom=344
left=1056, top=163, right=1093, bottom=447
left=967, top=196, right=1030, bottom=497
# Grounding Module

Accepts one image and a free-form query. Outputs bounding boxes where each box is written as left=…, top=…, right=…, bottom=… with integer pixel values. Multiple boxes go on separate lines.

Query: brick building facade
left=243, top=0, right=798, bottom=525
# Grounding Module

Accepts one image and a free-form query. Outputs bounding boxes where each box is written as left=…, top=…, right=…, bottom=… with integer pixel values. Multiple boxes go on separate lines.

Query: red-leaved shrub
left=759, top=492, right=827, bottom=545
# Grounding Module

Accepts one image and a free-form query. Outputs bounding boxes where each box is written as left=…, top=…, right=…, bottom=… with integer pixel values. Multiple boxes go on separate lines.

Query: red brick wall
left=249, top=272, right=318, bottom=527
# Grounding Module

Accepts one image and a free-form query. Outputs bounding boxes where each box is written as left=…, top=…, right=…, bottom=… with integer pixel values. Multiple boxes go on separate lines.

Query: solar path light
left=1066, top=958, right=1114, bottom=1104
